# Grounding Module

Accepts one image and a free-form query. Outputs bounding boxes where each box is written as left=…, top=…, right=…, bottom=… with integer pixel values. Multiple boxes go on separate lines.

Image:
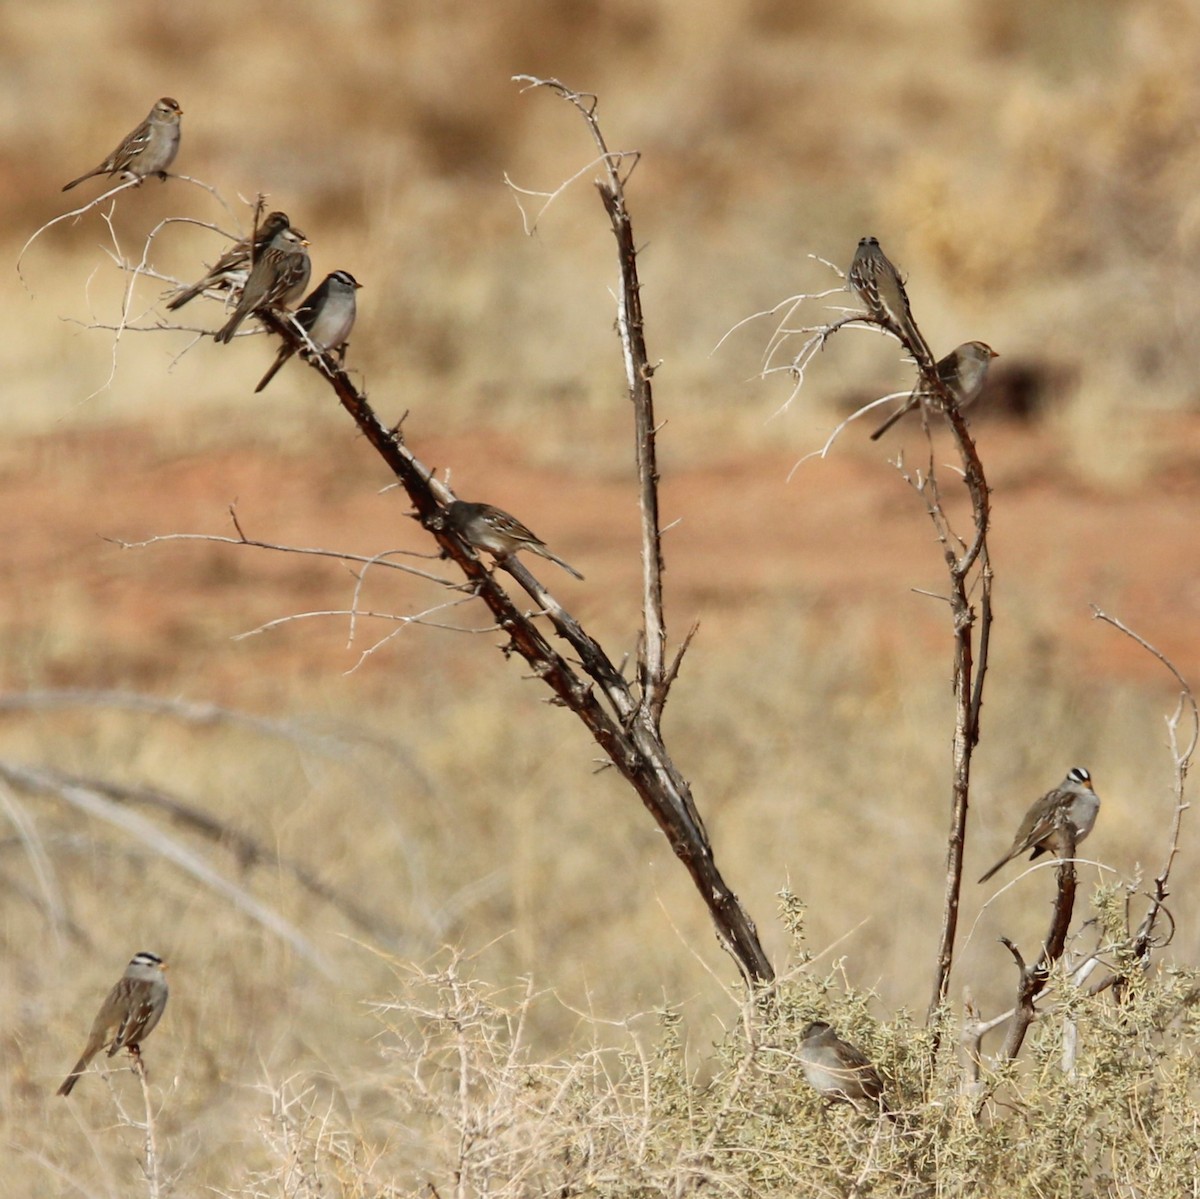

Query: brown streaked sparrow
left=444, top=500, right=584, bottom=580
left=57, top=951, right=169, bottom=1096
left=167, top=210, right=292, bottom=311
left=213, top=225, right=311, bottom=344
left=978, top=767, right=1099, bottom=884
left=848, top=235, right=934, bottom=367
left=62, top=98, right=182, bottom=192
left=870, top=340, right=999, bottom=440
left=799, top=1021, right=893, bottom=1118
left=254, top=270, right=361, bottom=392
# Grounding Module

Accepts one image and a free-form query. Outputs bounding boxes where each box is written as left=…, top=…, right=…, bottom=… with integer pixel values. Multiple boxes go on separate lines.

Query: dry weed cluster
left=217, top=931, right=1200, bottom=1198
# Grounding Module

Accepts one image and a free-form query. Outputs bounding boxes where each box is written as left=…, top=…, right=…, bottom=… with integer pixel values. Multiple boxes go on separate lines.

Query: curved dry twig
left=744, top=230, right=994, bottom=1037
left=4, top=761, right=408, bottom=947
left=1089, top=609, right=1195, bottom=993
left=0, top=782, right=68, bottom=943
left=0, top=759, right=335, bottom=975
left=111, top=504, right=454, bottom=588
left=230, top=596, right=482, bottom=645
left=16, top=179, right=140, bottom=288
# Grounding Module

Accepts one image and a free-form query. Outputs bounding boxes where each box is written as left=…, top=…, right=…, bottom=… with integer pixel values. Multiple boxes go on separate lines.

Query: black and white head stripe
left=1067, top=767, right=1091, bottom=786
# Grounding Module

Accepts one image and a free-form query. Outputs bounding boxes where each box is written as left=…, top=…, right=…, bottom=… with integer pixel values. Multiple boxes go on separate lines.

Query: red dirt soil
left=2, top=415, right=1197, bottom=707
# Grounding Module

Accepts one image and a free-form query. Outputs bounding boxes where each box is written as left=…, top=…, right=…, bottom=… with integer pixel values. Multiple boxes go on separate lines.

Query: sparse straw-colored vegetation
left=4, top=4, right=1200, bottom=1197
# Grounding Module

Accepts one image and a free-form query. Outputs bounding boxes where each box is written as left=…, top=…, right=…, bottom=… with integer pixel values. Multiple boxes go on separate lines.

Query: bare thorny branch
left=749, top=246, right=995, bottom=1044
left=959, top=617, right=1194, bottom=1095
left=29, top=81, right=774, bottom=985
left=1088, top=611, right=1196, bottom=994
left=315, top=74, right=771, bottom=985
left=37, top=80, right=1193, bottom=1105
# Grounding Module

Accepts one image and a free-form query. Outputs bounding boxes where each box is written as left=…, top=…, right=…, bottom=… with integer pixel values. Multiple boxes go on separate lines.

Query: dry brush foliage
left=8, top=62, right=1200, bottom=1199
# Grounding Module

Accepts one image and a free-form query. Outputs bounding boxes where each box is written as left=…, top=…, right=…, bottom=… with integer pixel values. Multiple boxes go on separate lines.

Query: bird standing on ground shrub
left=62, top=98, right=182, bottom=191
left=57, top=951, right=169, bottom=1096
left=798, top=1021, right=894, bottom=1118
left=978, top=766, right=1099, bottom=883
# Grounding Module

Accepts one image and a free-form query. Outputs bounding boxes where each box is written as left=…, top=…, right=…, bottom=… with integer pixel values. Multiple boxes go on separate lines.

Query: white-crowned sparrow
left=62, top=98, right=182, bottom=192
left=978, top=767, right=1099, bottom=884
left=870, top=340, right=999, bottom=440
left=254, top=270, right=361, bottom=392
left=848, top=235, right=934, bottom=367
left=213, top=225, right=311, bottom=344
left=57, top=951, right=169, bottom=1096
left=167, top=210, right=292, bottom=311
left=444, top=500, right=584, bottom=580
left=798, top=1021, right=892, bottom=1118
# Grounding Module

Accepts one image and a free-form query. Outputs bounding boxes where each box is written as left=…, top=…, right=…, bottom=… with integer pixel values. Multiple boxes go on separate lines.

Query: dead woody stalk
left=263, top=77, right=773, bottom=986
left=797, top=238, right=994, bottom=1043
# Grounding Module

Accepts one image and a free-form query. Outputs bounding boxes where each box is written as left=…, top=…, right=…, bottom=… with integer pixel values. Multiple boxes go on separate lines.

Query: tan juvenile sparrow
left=167, top=210, right=292, bottom=311
left=978, top=767, right=1099, bottom=884
left=847, top=235, right=934, bottom=368
left=213, top=225, right=311, bottom=344
left=798, top=1021, right=893, bottom=1118
left=870, top=340, right=999, bottom=440
left=444, top=500, right=584, bottom=580
left=62, top=98, right=182, bottom=192
left=254, top=270, right=361, bottom=392
left=58, top=951, right=169, bottom=1096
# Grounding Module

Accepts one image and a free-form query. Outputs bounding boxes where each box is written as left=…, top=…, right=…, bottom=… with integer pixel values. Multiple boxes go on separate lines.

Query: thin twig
left=1090, top=609, right=1195, bottom=990
left=16, top=179, right=140, bottom=288
left=133, top=1052, right=163, bottom=1199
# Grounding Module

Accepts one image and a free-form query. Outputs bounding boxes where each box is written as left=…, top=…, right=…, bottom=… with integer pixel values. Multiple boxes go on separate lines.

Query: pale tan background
left=2, top=1, right=1200, bottom=1191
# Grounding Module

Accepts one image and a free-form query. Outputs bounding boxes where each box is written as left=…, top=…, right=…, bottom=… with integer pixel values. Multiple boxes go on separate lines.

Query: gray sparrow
left=213, top=225, right=311, bottom=344
left=254, top=270, right=361, bottom=392
left=978, top=767, right=1099, bottom=884
left=870, top=340, right=999, bottom=440
left=58, top=951, right=169, bottom=1096
left=63, top=98, right=182, bottom=192
left=848, top=235, right=933, bottom=366
left=798, top=1021, right=892, bottom=1118
left=167, top=210, right=292, bottom=311
left=444, top=500, right=584, bottom=580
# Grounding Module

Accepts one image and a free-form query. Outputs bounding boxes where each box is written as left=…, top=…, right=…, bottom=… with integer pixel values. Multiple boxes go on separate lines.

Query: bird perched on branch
left=798, top=1021, right=893, bottom=1118
left=167, top=210, right=292, bottom=311
left=57, top=951, right=169, bottom=1096
left=213, top=224, right=311, bottom=344
left=978, top=767, right=1099, bottom=884
left=870, top=340, right=999, bottom=440
left=254, top=270, right=361, bottom=392
left=444, top=500, right=584, bottom=580
left=847, top=235, right=938, bottom=376
left=62, top=97, right=182, bottom=192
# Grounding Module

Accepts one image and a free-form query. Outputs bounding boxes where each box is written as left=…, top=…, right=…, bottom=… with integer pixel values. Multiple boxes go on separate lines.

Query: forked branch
left=997, top=821, right=1079, bottom=1062
left=254, top=82, right=771, bottom=984
left=1089, top=609, right=1195, bottom=996
left=754, top=239, right=994, bottom=1034
left=38, top=82, right=776, bottom=987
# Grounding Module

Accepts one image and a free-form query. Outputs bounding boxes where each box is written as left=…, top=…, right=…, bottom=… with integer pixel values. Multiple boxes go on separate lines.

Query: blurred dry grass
left=3, top=0, right=1200, bottom=1194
